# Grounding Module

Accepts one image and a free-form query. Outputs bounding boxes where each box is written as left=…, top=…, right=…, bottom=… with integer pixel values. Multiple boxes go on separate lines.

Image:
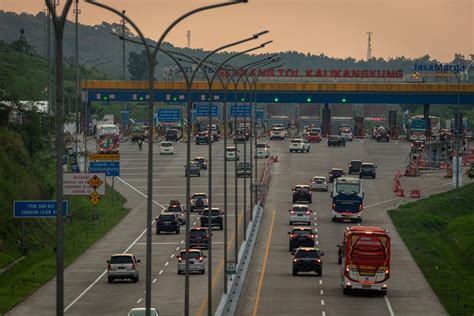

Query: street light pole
left=89, top=2, right=249, bottom=315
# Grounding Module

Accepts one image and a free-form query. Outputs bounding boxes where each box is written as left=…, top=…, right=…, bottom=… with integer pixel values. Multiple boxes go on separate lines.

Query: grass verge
left=388, top=183, right=474, bottom=315
left=0, top=185, right=128, bottom=314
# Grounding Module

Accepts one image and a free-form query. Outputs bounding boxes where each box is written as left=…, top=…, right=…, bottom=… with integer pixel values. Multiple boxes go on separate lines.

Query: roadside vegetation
left=389, top=183, right=474, bottom=315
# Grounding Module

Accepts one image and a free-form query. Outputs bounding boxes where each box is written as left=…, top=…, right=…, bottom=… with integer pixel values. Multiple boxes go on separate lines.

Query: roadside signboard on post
left=230, top=105, right=251, bottom=117
left=88, top=153, right=120, bottom=161
left=157, top=109, right=181, bottom=122
left=196, top=103, right=219, bottom=117
left=63, top=173, right=106, bottom=195
left=13, top=200, right=69, bottom=218
left=89, top=161, right=120, bottom=177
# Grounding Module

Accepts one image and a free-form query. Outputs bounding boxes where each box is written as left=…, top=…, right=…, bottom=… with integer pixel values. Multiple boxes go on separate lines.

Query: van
left=226, top=147, right=239, bottom=161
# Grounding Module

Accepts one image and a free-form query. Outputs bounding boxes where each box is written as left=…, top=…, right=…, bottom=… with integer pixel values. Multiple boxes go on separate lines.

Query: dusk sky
left=1, top=0, right=472, bottom=62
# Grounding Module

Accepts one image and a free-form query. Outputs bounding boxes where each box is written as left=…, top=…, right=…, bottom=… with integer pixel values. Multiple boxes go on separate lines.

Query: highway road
left=7, top=137, right=263, bottom=316
left=238, top=137, right=451, bottom=316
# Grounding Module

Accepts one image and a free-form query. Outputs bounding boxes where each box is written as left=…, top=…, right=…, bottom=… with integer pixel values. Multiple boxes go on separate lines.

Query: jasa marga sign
left=412, top=63, right=466, bottom=73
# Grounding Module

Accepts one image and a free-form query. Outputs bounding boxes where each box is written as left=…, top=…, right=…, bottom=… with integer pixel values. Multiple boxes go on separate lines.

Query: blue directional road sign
left=89, top=161, right=120, bottom=176
left=256, top=109, right=264, bottom=124
left=196, top=104, right=219, bottom=117
left=230, top=105, right=251, bottom=117
left=13, top=200, right=69, bottom=218
left=157, top=109, right=181, bottom=122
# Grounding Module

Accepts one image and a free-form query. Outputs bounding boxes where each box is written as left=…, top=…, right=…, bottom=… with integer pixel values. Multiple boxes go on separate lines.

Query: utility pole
left=121, top=10, right=126, bottom=80
left=74, top=0, right=80, bottom=155
left=47, top=5, right=52, bottom=114
left=366, top=31, right=373, bottom=61
left=186, top=30, right=191, bottom=48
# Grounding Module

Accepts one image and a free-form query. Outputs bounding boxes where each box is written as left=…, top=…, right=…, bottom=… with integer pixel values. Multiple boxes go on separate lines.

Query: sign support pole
left=112, top=176, right=115, bottom=205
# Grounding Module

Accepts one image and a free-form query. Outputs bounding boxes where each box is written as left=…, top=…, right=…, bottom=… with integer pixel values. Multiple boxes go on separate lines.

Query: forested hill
left=0, top=10, right=472, bottom=81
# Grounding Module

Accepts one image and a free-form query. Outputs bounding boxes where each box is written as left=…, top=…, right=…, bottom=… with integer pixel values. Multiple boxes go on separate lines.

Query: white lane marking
left=319, top=280, right=323, bottom=285
left=134, top=242, right=225, bottom=245
left=176, top=246, right=180, bottom=251
left=137, top=298, right=142, bottom=304
left=385, top=296, right=395, bottom=316
left=159, top=270, right=164, bottom=275
left=64, top=177, right=165, bottom=312
left=152, top=278, right=157, bottom=284
left=320, top=289, right=324, bottom=295
left=180, top=240, right=184, bottom=244
left=170, top=254, right=175, bottom=258
left=165, top=262, right=169, bottom=266
left=321, top=299, right=325, bottom=306
left=322, top=312, right=326, bottom=316
left=193, top=222, right=197, bottom=225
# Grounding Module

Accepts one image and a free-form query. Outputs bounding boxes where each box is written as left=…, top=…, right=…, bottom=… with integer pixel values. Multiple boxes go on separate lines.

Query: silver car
left=311, top=176, right=329, bottom=191
left=107, top=253, right=140, bottom=283
left=177, top=249, right=206, bottom=274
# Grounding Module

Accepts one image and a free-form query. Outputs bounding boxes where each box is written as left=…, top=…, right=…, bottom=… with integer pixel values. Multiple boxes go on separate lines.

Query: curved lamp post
left=84, top=1, right=248, bottom=316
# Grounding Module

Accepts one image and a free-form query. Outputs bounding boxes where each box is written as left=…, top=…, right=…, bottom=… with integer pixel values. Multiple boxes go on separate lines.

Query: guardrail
left=215, top=155, right=277, bottom=316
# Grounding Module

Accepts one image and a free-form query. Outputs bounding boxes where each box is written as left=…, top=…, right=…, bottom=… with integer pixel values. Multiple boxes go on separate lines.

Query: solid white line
left=159, top=270, right=163, bottom=275
left=165, top=262, right=169, bottom=266
left=152, top=278, right=157, bottom=284
left=321, top=299, right=325, bottom=306
left=64, top=177, right=166, bottom=312
left=385, top=296, right=395, bottom=316
left=137, top=298, right=142, bottom=304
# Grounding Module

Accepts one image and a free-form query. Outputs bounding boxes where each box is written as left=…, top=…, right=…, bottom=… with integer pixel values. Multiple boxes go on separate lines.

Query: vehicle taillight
left=385, top=268, right=389, bottom=275
left=198, top=256, right=203, bottom=262
left=305, top=211, right=311, bottom=215
left=131, top=263, right=136, bottom=270
left=290, top=211, right=296, bottom=214
left=359, top=204, right=363, bottom=211
left=332, top=203, right=336, bottom=210
left=107, top=264, right=112, bottom=271
left=315, top=259, right=321, bottom=263
left=309, top=235, right=315, bottom=239
left=293, top=259, right=299, bottom=263
left=290, top=234, right=297, bottom=238
left=345, top=266, right=350, bottom=272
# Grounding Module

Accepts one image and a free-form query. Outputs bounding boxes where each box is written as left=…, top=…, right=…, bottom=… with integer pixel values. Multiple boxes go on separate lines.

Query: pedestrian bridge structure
left=81, top=80, right=474, bottom=105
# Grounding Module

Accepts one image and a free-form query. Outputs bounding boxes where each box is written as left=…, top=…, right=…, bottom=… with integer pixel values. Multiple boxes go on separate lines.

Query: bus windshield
left=336, top=183, right=360, bottom=194
left=349, top=235, right=388, bottom=262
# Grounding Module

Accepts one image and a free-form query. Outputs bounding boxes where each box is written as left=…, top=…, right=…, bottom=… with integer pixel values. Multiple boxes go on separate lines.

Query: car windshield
left=309, top=132, right=319, bottom=136
left=310, top=128, right=321, bottom=133
left=313, top=178, right=325, bottom=183
left=332, top=170, right=343, bottom=176
left=272, top=127, right=283, bottom=131
left=292, top=206, right=309, bottom=212
left=293, top=229, right=312, bottom=236
left=238, top=162, right=251, bottom=168
left=256, top=144, right=266, bottom=148
left=295, top=187, right=310, bottom=193
left=180, top=251, right=201, bottom=259
left=110, top=256, right=133, bottom=264
left=295, top=250, right=319, bottom=258
left=197, top=132, right=207, bottom=136
left=336, top=183, right=361, bottom=194
left=192, top=194, right=206, bottom=200
left=167, top=205, right=182, bottom=212
left=341, top=128, right=351, bottom=133
left=159, top=214, right=175, bottom=221
left=161, top=143, right=172, bottom=147
left=291, top=140, right=302, bottom=143
left=189, top=164, right=199, bottom=169
left=191, top=230, right=208, bottom=236
left=350, top=161, right=362, bottom=166
left=202, top=210, right=220, bottom=216
left=226, top=148, right=236, bottom=152
left=194, top=158, right=205, bottom=163
left=330, top=136, right=339, bottom=140
left=361, top=164, right=374, bottom=169
left=129, top=309, right=158, bottom=316
left=166, top=130, right=178, bottom=135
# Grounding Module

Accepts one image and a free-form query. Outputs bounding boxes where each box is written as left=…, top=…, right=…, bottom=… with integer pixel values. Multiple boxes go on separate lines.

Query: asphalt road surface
left=7, top=137, right=262, bottom=316
left=238, top=137, right=451, bottom=316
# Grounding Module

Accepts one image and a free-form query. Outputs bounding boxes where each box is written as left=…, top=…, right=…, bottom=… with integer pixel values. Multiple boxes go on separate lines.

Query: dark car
left=292, top=185, right=312, bottom=203
left=292, top=247, right=324, bottom=276
left=189, top=227, right=211, bottom=249
left=288, top=227, right=316, bottom=252
left=348, top=160, right=362, bottom=174
left=185, top=162, right=201, bottom=177
left=199, top=208, right=223, bottom=230
left=328, top=135, right=346, bottom=147
left=193, top=157, right=208, bottom=170
left=196, top=132, right=209, bottom=145
left=375, top=128, right=390, bottom=142
left=359, top=163, right=377, bottom=179
left=329, top=168, right=345, bottom=183
left=237, top=162, right=251, bottom=178
left=165, top=128, right=180, bottom=141
left=155, top=213, right=180, bottom=234
left=190, top=193, right=208, bottom=212
left=234, top=130, right=247, bottom=144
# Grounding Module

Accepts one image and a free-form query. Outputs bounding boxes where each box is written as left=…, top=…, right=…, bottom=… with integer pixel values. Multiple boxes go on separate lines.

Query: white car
left=340, top=126, right=353, bottom=142
left=107, top=253, right=140, bottom=283
left=128, top=308, right=160, bottom=316
left=177, top=249, right=206, bottom=274
left=311, top=176, right=329, bottom=191
left=289, top=138, right=310, bottom=153
left=160, top=141, right=174, bottom=155
left=255, top=143, right=270, bottom=158
left=288, top=204, right=312, bottom=225
left=270, top=127, right=287, bottom=140
left=226, top=146, right=239, bottom=161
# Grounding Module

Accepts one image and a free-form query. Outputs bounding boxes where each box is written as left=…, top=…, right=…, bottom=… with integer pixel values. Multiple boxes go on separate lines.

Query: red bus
left=338, top=226, right=390, bottom=295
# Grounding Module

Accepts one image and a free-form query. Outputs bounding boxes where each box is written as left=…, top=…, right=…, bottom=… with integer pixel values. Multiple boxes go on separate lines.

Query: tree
left=127, top=50, right=155, bottom=81
left=466, top=164, right=474, bottom=179
left=11, top=28, right=35, bottom=55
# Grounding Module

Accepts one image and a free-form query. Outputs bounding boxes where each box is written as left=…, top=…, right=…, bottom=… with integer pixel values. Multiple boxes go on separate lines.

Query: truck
left=338, top=226, right=391, bottom=295
left=96, top=124, right=120, bottom=153
left=331, top=177, right=364, bottom=223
